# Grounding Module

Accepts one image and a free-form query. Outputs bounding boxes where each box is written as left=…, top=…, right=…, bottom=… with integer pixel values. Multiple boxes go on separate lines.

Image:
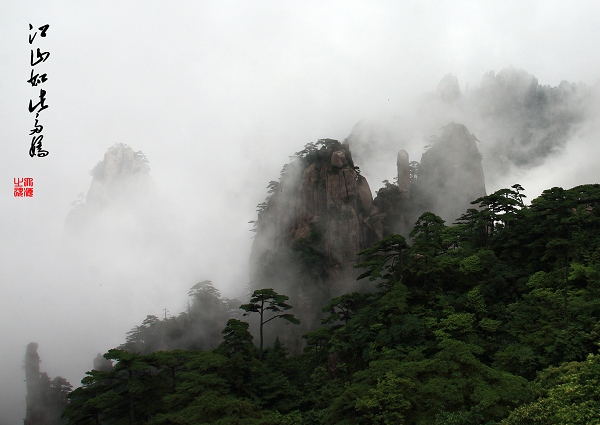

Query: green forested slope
left=64, top=184, right=600, bottom=424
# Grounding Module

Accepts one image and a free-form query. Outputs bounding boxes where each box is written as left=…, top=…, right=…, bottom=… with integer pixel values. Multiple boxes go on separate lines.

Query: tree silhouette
left=240, top=289, right=300, bottom=359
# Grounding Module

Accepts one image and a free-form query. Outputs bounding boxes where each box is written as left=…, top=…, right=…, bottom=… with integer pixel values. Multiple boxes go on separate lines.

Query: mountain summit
left=249, top=125, right=486, bottom=343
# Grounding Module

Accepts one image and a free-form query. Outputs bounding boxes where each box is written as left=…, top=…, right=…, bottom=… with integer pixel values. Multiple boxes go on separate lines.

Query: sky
left=1, top=1, right=600, bottom=423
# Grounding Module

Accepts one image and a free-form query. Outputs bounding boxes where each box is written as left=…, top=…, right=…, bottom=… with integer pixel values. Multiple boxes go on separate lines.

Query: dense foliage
left=64, top=184, right=600, bottom=424
left=119, top=281, right=239, bottom=354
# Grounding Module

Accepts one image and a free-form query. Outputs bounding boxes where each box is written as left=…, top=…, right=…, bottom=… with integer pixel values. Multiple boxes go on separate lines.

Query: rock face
left=251, top=140, right=376, bottom=296
left=416, top=122, right=486, bottom=223
left=250, top=140, right=378, bottom=345
left=24, top=343, right=43, bottom=425
left=250, top=125, right=485, bottom=348
left=252, top=123, right=485, bottom=275
left=369, top=123, right=486, bottom=232
left=85, top=143, right=151, bottom=208
left=397, top=150, right=411, bottom=194
left=24, top=343, right=70, bottom=425
left=363, top=148, right=415, bottom=239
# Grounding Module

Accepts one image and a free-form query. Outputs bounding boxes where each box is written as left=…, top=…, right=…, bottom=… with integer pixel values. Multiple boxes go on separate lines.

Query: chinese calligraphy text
left=28, top=24, right=50, bottom=158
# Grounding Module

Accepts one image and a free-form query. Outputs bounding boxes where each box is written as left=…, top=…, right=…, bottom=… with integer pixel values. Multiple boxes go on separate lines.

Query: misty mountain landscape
left=18, top=67, right=600, bottom=424
left=2, top=2, right=600, bottom=424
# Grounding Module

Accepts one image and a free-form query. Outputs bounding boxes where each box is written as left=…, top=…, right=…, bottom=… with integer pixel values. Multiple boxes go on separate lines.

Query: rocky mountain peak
left=249, top=140, right=379, bottom=340
left=86, top=143, right=151, bottom=208
left=250, top=123, right=486, bottom=318
left=251, top=140, right=375, bottom=294
left=65, top=144, right=153, bottom=236
left=417, top=122, right=486, bottom=223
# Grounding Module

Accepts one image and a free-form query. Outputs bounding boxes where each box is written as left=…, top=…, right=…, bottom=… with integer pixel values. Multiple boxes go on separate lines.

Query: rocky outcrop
left=86, top=143, right=151, bottom=208
left=65, top=143, right=152, bottom=236
left=251, top=140, right=376, bottom=298
left=249, top=140, right=381, bottom=345
left=416, top=122, right=486, bottom=223
left=397, top=150, right=411, bottom=194
left=369, top=123, right=486, bottom=233
left=250, top=125, right=486, bottom=347
left=24, top=343, right=43, bottom=425
left=93, top=353, right=114, bottom=372
left=24, top=343, right=70, bottom=425
left=252, top=124, right=486, bottom=284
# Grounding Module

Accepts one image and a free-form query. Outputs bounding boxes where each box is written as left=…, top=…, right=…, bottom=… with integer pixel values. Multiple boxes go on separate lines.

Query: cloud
left=1, top=1, right=600, bottom=422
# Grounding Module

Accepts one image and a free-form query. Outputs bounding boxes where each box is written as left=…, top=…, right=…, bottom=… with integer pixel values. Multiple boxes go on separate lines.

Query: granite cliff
left=371, top=122, right=486, bottom=232
left=250, top=139, right=377, bottom=299
left=250, top=123, right=486, bottom=337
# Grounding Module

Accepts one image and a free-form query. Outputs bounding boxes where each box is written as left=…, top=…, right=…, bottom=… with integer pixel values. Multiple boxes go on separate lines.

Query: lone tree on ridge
left=240, top=288, right=300, bottom=359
